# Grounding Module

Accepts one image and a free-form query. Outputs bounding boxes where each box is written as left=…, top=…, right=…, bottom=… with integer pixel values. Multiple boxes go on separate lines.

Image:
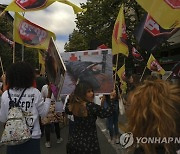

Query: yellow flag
left=112, top=4, right=129, bottom=56
left=14, top=13, right=56, bottom=50
left=38, top=50, right=46, bottom=75
left=120, top=82, right=127, bottom=94
left=147, top=54, right=165, bottom=75
left=57, top=0, right=87, bottom=14
left=117, top=64, right=126, bottom=83
left=5, top=0, right=85, bottom=14
left=5, top=0, right=55, bottom=12
left=136, top=0, right=180, bottom=29
left=117, top=64, right=127, bottom=94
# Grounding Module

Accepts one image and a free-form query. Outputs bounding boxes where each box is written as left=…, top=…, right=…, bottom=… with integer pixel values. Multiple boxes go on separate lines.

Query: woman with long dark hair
left=65, top=81, right=115, bottom=154
left=0, top=62, right=52, bottom=154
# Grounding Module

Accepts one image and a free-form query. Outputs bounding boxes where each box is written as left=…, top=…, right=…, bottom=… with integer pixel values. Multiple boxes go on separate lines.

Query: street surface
left=0, top=119, right=126, bottom=154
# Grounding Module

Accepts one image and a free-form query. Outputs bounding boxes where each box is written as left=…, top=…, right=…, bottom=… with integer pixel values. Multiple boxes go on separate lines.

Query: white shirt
left=41, top=84, right=64, bottom=113
left=0, top=87, right=51, bottom=139
left=41, top=84, right=55, bottom=101
left=94, top=94, right=103, bottom=106
left=63, top=95, right=74, bottom=121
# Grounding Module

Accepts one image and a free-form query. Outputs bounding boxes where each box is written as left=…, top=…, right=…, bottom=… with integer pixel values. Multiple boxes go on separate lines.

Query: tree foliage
left=64, top=29, right=88, bottom=52
left=64, top=0, right=146, bottom=52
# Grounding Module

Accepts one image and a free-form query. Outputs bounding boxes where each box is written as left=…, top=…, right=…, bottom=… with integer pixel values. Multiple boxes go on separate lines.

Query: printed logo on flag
left=114, top=22, right=120, bottom=43
left=121, top=23, right=128, bottom=45
left=164, top=0, right=180, bottom=9
left=15, top=0, right=47, bottom=10
left=114, top=22, right=127, bottom=45
left=145, top=16, right=160, bottom=36
left=132, top=47, right=144, bottom=61
left=150, top=60, right=163, bottom=72
left=144, top=15, right=177, bottom=36
left=19, top=20, right=47, bottom=45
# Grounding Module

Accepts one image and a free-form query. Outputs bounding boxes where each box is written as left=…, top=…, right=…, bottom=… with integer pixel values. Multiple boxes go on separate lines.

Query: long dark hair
left=6, top=62, right=35, bottom=89
left=68, top=81, right=94, bottom=117
left=73, top=80, right=94, bottom=101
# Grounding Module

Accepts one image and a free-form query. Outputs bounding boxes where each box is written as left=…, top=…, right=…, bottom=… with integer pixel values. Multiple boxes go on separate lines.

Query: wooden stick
left=0, top=56, right=4, bottom=74
left=114, top=54, right=119, bottom=89
left=139, top=66, right=147, bottom=82
left=0, top=10, right=6, bottom=18
left=165, top=71, right=172, bottom=81
left=13, top=43, right=15, bottom=63
left=21, top=12, right=25, bottom=62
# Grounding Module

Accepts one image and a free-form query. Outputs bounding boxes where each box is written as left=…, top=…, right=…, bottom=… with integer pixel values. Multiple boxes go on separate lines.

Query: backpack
left=0, top=88, right=31, bottom=145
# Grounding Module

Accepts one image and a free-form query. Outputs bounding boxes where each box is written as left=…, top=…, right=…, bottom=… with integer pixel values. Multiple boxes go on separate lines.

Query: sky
left=0, top=0, right=87, bottom=52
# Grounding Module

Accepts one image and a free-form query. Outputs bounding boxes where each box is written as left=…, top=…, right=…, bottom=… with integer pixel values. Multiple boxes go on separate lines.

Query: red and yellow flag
left=136, top=0, right=180, bottom=29
left=117, top=64, right=127, bottom=94
left=5, top=0, right=85, bottom=14
left=5, top=0, right=55, bottom=12
left=147, top=54, right=165, bottom=75
left=117, top=64, right=126, bottom=83
left=112, top=4, right=129, bottom=56
left=14, top=13, right=56, bottom=50
left=57, top=0, right=87, bottom=14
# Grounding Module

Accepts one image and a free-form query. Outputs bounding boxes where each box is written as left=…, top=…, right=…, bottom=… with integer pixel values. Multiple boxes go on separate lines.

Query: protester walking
left=0, top=62, right=52, bottom=154
left=102, top=90, right=120, bottom=144
left=65, top=80, right=116, bottom=154
left=35, top=68, right=46, bottom=136
left=41, top=77, right=63, bottom=148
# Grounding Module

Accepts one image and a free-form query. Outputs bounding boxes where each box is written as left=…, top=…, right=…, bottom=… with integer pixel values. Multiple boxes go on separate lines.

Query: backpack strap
left=8, top=88, right=27, bottom=108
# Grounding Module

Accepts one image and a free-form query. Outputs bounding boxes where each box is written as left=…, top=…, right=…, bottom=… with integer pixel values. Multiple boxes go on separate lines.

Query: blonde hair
left=126, top=79, right=180, bottom=153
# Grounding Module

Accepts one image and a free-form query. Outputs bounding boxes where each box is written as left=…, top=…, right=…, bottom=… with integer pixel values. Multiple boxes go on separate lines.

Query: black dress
left=65, top=101, right=114, bottom=154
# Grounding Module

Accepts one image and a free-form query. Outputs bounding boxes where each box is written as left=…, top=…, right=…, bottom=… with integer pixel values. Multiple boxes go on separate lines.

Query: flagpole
left=165, top=72, right=172, bottom=81
left=0, top=56, right=4, bottom=74
left=22, top=12, right=25, bottom=62
left=13, top=43, right=15, bottom=63
left=114, top=54, right=119, bottom=88
left=13, top=13, right=16, bottom=63
left=140, top=66, right=147, bottom=82
left=0, top=10, right=6, bottom=18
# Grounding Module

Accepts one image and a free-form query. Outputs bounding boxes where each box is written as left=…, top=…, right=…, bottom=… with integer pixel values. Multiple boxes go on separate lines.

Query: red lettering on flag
left=164, top=0, right=180, bottom=9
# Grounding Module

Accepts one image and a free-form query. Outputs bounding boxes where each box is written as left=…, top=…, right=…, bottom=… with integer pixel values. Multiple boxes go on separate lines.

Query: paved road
left=0, top=120, right=124, bottom=154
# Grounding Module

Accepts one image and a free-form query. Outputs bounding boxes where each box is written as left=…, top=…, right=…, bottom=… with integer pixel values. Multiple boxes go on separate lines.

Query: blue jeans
left=7, top=139, right=41, bottom=154
left=107, top=112, right=119, bottom=139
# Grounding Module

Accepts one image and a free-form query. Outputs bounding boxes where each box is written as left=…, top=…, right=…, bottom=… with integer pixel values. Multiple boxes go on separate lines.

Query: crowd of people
left=0, top=61, right=179, bottom=154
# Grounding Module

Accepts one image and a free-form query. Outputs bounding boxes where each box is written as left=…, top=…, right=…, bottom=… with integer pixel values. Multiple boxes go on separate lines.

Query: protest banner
left=45, top=37, right=66, bottom=100
left=60, top=49, right=114, bottom=95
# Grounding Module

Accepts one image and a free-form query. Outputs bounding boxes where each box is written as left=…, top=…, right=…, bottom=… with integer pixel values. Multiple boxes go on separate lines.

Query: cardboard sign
left=45, top=37, right=66, bottom=100
left=60, top=49, right=114, bottom=95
